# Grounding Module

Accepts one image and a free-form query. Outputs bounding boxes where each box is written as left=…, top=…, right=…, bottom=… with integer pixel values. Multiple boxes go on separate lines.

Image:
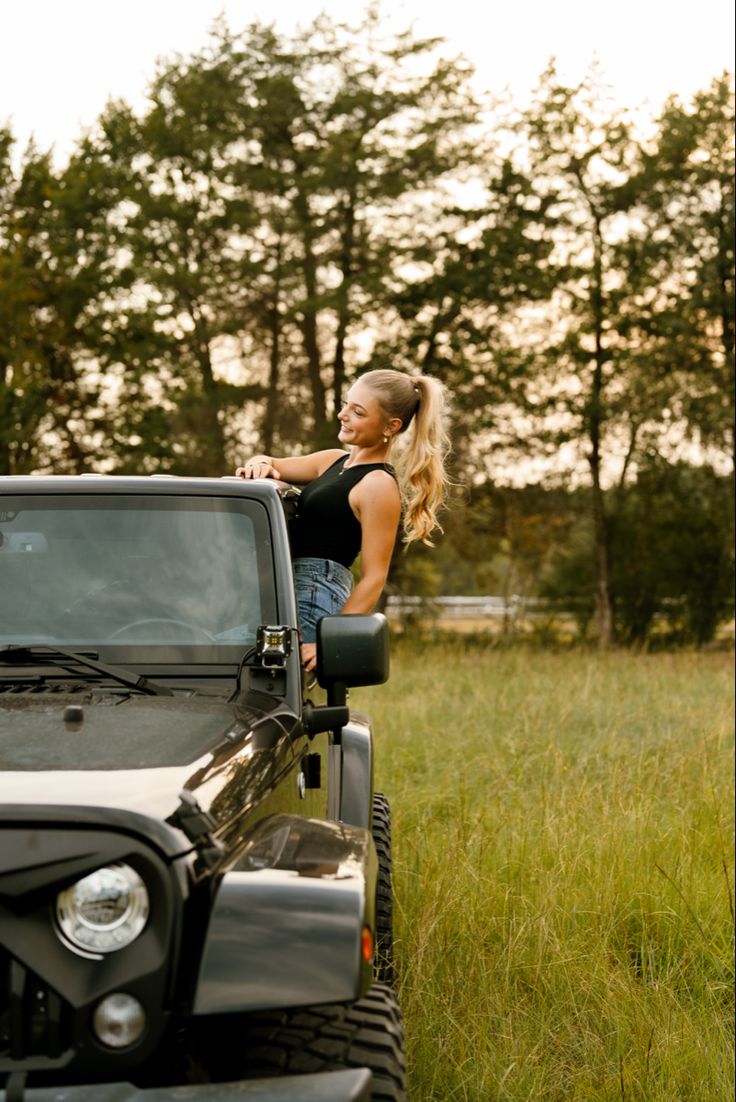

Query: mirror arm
left=303, top=701, right=349, bottom=738
left=326, top=680, right=348, bottom=709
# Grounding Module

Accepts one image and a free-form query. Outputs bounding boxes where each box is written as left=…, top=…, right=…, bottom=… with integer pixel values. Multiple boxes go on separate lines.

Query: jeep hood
left=0, top=693, right=299, bottom=843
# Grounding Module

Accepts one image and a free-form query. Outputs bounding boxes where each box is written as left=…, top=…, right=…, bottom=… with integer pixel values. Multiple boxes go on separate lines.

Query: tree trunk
left=332, top=193, right=356, bottom=420
left=193, top=317, right=227, bottom=475
left=588, top=216, right=614, bottom=647
left=292, top=179, right=327, bottom=443
left=0, top=369, right=14, bottom=475
left=718, top=192, right=736, bottom=472
left=589, top=456, right=614, bottom=646
left=262, top=236, right=284, bottom=455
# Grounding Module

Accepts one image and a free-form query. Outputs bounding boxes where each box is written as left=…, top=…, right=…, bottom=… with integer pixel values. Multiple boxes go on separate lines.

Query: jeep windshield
left=0, top=494, right=277, bottom=661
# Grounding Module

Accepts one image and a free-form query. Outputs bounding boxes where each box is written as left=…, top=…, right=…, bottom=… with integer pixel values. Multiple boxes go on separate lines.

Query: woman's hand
left=234, top=449, right=347, bottom=486
left=235, top=457, right=281, bottom=479
left=301, top=642, right=317, bottom=672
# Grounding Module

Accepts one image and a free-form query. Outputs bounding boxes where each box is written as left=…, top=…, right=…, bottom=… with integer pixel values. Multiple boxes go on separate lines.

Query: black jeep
left=0, top=475, right=405, bottom=1101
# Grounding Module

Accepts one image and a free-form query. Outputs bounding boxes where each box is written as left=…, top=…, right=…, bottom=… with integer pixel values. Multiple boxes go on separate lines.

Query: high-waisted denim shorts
left=293, top=557, right=354, bottom=643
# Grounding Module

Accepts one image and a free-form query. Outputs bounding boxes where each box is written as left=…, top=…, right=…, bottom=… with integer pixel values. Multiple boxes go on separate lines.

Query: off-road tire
left=372, top=792, right=394, bottom=984
left=201, top=982, right=406, bottom=1101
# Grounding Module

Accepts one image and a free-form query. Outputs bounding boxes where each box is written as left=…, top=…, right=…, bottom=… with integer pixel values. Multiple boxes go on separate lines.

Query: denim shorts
left=293, top=557, right=354, bottom=643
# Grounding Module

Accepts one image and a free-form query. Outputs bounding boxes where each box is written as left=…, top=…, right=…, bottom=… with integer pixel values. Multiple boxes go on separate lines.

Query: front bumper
left=0, top=1069, right=372, bottom=1102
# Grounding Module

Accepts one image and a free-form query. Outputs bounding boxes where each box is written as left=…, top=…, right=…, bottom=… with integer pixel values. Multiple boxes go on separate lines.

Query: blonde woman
left=235, top=370, right=450, bottom=669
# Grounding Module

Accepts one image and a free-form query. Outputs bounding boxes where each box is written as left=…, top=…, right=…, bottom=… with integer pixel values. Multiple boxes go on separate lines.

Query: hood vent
left=0, top=681, right=88, bottom=695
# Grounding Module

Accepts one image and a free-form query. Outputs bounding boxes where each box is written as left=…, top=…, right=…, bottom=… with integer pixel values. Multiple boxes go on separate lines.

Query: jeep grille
left=0, top=948, right=69, bottom=1061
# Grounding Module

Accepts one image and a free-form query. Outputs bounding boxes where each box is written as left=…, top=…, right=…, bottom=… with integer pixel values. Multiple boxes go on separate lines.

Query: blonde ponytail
left=400, top=375, right=450, bottom=543
left=358, top=369, right=451, bottom=545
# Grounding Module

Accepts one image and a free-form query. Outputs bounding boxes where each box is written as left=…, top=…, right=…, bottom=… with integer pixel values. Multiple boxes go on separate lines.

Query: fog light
left=93, top=993, right=146, bottom=1049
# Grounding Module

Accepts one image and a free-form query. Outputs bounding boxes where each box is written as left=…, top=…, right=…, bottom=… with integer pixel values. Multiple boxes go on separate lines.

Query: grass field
left=352, top=642, right=735, bottom=1102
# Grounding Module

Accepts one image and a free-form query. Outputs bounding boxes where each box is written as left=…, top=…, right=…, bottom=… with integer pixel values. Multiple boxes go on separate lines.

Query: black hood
left=0, top=692, right=301, bottom=851
left=0, top=693, right=235, bottom=772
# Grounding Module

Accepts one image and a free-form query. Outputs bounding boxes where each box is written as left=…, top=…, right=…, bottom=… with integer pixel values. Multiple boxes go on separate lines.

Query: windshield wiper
left=0, top=645, right=173, bottom=697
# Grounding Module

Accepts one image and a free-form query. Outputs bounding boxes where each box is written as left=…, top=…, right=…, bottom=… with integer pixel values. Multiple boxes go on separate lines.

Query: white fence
left=384, top=595, right=735, bottom=640
left=385, top=594, right=538, bottom=621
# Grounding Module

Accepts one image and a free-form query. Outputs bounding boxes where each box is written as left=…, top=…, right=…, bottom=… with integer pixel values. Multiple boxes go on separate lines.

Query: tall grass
left=353, top=643, right=735, bottom=1102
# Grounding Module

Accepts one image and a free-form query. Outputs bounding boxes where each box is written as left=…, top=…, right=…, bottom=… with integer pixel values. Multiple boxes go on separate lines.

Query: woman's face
left=337, top=382, right=388, bottom=448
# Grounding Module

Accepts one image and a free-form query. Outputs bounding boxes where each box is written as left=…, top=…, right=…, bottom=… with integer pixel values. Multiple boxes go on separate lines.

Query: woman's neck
left=344, top=445, right=390, bottom=468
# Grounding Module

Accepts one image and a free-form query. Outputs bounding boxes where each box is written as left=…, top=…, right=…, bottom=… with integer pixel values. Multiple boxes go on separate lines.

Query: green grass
left=352, top=642, right=735, bottom=1102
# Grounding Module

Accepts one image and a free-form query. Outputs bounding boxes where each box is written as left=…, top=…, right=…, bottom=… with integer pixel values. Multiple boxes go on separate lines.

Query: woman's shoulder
left=352, top=465, right=401, bottom=499
left=361, top=463, right=398, bottom=483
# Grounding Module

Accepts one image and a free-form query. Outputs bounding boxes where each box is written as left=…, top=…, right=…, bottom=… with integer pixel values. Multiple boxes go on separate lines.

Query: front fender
left=193, top=815, right=376, bottom=1015
left=340, top=712, right=373, bottom=829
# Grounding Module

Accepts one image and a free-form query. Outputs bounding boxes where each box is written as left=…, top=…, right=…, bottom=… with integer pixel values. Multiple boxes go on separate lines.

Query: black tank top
left=290, top=455, right=397, bottom=568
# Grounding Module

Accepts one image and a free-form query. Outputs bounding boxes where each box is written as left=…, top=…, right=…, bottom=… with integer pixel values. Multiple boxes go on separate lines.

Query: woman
left=235, top=369, right=449, bottom=669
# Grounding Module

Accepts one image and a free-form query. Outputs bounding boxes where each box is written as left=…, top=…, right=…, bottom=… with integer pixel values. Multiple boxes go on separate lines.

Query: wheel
left=108, top=618, right=216, bottom=642
left=372, top=792, right=394, bottom=985
left=192, top=983, right=407, bottom=1101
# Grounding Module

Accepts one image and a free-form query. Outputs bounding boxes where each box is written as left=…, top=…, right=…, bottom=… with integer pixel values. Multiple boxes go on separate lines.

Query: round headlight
left=56, top=863, right=149, bottom=955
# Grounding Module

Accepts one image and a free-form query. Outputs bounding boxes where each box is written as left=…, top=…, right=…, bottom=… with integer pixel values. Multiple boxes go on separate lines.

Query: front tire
left=372, top=792, right=394, bottom=984
left=194, top=983, right=407, bottom=1101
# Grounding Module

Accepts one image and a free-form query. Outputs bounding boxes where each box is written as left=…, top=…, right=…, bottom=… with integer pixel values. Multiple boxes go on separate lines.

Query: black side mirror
left=316, top=613, right=390, bottom=699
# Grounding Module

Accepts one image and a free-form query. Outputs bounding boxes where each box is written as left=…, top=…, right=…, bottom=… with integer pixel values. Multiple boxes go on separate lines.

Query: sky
left=1, top=0, right=734, bottom=166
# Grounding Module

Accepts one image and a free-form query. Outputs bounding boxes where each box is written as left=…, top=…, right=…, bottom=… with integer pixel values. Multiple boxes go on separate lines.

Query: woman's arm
left=341, top=471, right=402, bottom=614
left=235, top=449, right=346, bottom=485
left=300, top=470, right=400, bottom=672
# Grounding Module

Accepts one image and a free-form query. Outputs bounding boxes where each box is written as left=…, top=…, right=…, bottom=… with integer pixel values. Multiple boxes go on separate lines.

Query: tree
left=373, top=154, right=561, bottom=469
left=89, top=54, right=268, bottom=475
left=625, top=74, right=735, bottom=465
left=0, top=133, right=122, bottom=474
left=541, top=461, right=734, bottom=646
left=443, top=67, right=735, bottom=645
left=75, top=14, right=483, bottom=467
left=0, top=129, right=43, bottom=474
left=613, top=461, right=734, bottom=646
left=508, top=65, right=649, bottom=644
left=220, top=11, right=481, bottom=445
